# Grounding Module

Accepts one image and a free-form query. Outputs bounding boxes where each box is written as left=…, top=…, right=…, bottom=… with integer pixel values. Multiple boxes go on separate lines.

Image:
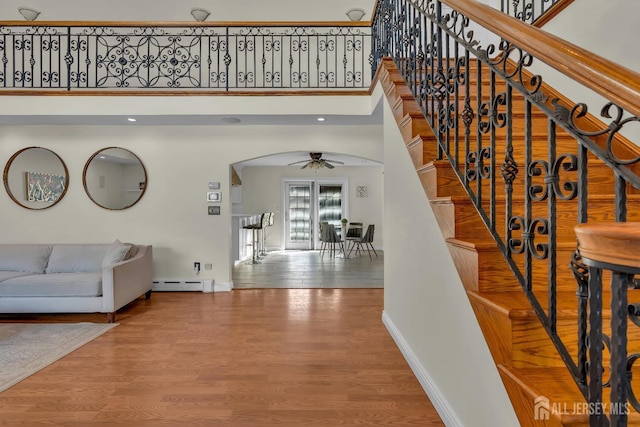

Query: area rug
left=0, top=322, right=117, bottom=393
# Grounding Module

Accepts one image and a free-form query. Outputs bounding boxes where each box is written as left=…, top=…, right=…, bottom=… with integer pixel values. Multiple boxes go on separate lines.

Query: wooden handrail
left=440, top=0, right=640, bottom=118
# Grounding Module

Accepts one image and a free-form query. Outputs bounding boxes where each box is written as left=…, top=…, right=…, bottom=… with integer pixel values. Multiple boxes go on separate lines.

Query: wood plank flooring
left=232, top=250, right=384, bottom=289
left=0, top=288, right=443, bottom=426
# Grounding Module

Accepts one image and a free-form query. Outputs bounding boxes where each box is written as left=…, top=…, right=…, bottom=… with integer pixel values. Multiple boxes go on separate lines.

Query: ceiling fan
left=288, top=152, right=344, bottom=169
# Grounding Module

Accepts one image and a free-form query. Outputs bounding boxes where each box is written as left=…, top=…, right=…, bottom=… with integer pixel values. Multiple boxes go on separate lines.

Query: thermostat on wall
left=207, top=191, right=221, bottom=202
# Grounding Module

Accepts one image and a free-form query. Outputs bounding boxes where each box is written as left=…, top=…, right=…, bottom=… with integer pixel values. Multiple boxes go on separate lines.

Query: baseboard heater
left=153, top=280, right=207, bottom=292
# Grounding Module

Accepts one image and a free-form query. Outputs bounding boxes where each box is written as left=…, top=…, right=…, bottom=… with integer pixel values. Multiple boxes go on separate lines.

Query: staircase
left=375, top=57, right=640, bottom=426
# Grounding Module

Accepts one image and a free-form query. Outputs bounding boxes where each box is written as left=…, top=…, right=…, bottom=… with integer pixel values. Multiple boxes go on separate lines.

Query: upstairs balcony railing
left=500, top=0, right=567, bottom=24
left=0, top=22, right=371, bottom=92
left=372, top=0, right=640, bottom=425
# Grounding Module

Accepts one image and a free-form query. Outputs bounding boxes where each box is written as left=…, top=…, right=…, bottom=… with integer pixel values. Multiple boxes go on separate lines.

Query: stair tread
left=432, top=193, right=640, bottom=203
left=468, top=289, right=639, bottom=320
left=500, top=365, right=640, bottom=423
left=446, top=236, right=577, bottom=251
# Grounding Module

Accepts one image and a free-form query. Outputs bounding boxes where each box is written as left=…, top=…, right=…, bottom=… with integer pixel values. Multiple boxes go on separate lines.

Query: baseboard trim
left=152, top=279, right=231, bottom=292
left=214, top=282, right=233, bottom=292
left=382, top=310, right=463, bottom=427
left=152, top=280, right=203, bottom=292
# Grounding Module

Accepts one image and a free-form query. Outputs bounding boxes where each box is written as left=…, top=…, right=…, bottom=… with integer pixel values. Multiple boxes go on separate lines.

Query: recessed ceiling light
left=127, top=118, right=136, bottom=122
left=99, top=156, right=106, bottom=159
left=221, top=116, right=241, bottom=124
left=317, top=117, right=326, bottom=122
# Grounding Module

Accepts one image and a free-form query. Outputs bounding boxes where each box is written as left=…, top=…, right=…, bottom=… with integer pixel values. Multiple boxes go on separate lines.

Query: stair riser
left=447, top=241, right=521, bottom=293
left=399, top=114, right=431, bottom=144
left=392, top=96, right=424, bottom=122
left=446, top=239, right=581, bottom=293
left=511, top=313, right=640, bottom=369
left=418, top=162, right=469, bottom=199
left=470, top=290, right=640, bottom=371
left=407, top=137, right=440, bottom=169
left=437, top=197, right=639, bottom=244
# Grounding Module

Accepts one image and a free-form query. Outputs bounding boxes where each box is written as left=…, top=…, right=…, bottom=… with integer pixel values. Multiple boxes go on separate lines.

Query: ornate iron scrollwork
left=501, top=148, right=518, bottom=188
left=508, top=216, right=549, bottom=260
left=562, top=102, right=640, bottom=167
left=528, top=154, right=578, bottom=202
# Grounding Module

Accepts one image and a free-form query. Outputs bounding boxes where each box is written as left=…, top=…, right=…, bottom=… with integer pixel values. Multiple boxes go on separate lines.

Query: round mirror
left=83, top=147, right=147, bottom=210
left=3, top=147, right=69, bottom=210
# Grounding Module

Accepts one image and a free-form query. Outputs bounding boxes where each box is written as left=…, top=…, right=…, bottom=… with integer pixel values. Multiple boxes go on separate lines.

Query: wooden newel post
left=575, top=222, right=640, bottom=426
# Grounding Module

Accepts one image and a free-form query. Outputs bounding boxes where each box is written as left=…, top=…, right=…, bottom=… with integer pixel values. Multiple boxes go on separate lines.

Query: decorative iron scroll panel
left=0, top=26, right=372, bottom=91
left=372, top=0, right=640, bottom=424
left=501, top=0, right=563, bottom=24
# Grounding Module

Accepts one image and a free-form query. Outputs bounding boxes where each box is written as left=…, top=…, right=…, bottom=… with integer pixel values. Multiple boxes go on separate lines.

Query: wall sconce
left=345, top=8, right=366, bottom=21
left=190, top=8, right=211, bottom=22
left=18, top=7, right=41, bottom=21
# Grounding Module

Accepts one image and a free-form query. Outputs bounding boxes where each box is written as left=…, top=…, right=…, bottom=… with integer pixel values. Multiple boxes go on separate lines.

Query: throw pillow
left=122, top=243, right=138, bottom=260
left=102, top=239, right=132, bottom=268
left=0, top=244, right=53, bottom=273
left=46, top=244, right=109, bottom=273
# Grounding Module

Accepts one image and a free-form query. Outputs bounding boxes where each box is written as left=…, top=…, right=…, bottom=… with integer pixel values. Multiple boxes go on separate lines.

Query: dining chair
left=345, top=222, right=363, bottom=254
left=347, top=224, right=377, bottom=259
left=319, top=222, right=330, bottom=258
left=321, top=223, right=345, bottom=258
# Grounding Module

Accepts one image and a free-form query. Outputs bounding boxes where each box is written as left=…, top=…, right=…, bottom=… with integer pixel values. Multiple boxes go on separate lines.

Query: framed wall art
left=25, top=171, right=66, bottom=203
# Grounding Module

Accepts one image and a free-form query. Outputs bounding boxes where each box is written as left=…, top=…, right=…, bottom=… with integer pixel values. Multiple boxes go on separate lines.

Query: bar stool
left=243, top=213, right=266, bottom=264
left=259, top=212, right=273, bottom=256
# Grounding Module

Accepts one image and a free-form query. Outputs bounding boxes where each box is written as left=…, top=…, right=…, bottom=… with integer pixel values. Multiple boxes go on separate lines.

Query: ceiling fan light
left=345, top=8, right=366, bottom=22
left=18, top=7, right=40, bottom=21
left=190, top=7, right=211, bottom=22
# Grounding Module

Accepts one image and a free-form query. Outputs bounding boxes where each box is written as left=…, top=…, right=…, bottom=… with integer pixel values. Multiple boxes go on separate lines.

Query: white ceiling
left=237, top=151, right=381, bottom=169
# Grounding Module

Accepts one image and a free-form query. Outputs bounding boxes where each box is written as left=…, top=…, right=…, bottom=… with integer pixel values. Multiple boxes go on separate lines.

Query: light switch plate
left=208, top=206, right=220, bottom=215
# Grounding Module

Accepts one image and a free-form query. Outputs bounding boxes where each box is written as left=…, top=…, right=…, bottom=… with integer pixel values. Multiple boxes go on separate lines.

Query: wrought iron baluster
left=615, top=173, right=627, bottom=223
left=452, top=42, right=460, bottom=170
left=463, top=50, right=472, bottom=183
left=588, top=265, right=605, bottom=426
left=65, top=27, right=71, bottom=91
left=225, top=28, right=230, bottom=91
left=524, top=94, right=533, bottom=292
left=575, top=142, right=589, bottom=390
left=610, top=271, right=631, bottom=426
left=547, top=119, right=557, bottom=334
left=489, top=70, right=496, bottom=231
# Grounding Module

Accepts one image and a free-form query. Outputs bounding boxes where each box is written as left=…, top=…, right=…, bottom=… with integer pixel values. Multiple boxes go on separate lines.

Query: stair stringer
left=374, top=58, right=597, bottom=426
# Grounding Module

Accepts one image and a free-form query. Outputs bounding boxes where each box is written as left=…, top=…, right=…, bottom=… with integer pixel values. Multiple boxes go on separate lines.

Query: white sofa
left=0, top=241, right=152, bottom=322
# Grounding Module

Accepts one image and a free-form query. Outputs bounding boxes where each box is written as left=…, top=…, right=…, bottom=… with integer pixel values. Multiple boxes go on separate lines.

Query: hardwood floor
left=0, top=289, right=444, bottom=426
left=232, top=249, right=384, bottom=289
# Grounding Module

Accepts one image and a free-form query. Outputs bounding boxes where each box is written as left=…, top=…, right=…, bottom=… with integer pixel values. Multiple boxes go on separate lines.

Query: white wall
left=379, top=86, right=519, bottom=425
left=0, top=0, right=376, bottom=21
left=0, top=122, right=382, bottom=288
left=527, top=0, right=640, bottom=142
left=240, top=165, right=384, bottom=250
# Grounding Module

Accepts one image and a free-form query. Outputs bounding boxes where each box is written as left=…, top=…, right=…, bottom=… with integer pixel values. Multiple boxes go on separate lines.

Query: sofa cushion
left=0, top=272, right=102, bottom=297
left=0, top=271, right=38, bottom=282
left=102, top=239, right=132, bottom=268
left=46, top=244, right=109, bottom=274
left=0, top=244, right=53, bottom=273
